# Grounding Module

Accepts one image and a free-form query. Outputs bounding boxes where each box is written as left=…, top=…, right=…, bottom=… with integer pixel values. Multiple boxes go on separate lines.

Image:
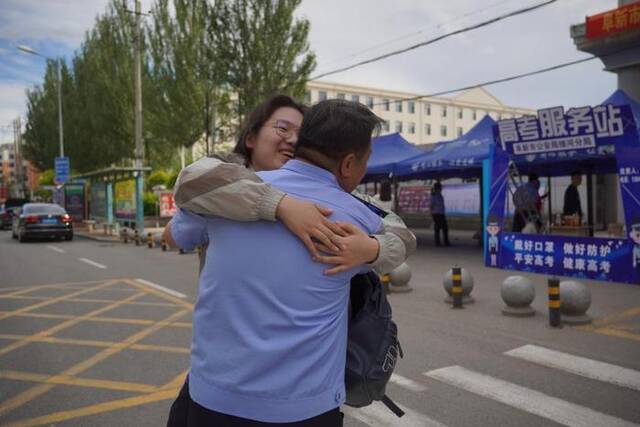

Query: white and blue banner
left=487, top=104, right=640, bottom=285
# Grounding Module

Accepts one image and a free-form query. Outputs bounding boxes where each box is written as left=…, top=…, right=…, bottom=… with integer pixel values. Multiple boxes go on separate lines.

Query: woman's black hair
left=233, top=94, right=308, bottom=166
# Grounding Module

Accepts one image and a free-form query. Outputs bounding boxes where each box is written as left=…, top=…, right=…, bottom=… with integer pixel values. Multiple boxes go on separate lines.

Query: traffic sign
left=55, top=157, right=70, bottom=184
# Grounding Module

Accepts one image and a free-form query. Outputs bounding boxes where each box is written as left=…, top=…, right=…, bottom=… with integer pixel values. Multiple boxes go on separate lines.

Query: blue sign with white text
left=494, top=233, right=638, bottom=284
left=488, top=104, right=640, bottom=284
left=55, top=157, right=70, bottom=184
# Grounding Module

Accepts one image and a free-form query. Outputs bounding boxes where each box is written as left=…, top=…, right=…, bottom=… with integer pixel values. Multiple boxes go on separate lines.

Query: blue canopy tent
left=394, top=115, right=497, bottom=180
left=364, top=132, right=423, bottom=180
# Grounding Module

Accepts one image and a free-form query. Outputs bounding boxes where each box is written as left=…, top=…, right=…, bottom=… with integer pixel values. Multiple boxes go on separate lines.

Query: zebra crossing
left=343, top=344, right=640, bottom=427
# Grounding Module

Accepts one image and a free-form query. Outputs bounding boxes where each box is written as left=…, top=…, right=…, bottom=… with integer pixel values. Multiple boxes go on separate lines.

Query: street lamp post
left=17, top=45, right=64, bottom=158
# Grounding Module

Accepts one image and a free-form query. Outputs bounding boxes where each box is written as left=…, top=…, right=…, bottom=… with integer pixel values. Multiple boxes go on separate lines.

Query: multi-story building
left=305, top=81, right=535, bottom=146
left=0, top=143, right=39, bottom=201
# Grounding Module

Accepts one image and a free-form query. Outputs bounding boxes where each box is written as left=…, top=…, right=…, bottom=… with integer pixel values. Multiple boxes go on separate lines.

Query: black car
left=12, top=203, right=73, bottom=242
left=1, top=198, right=29, bottom=229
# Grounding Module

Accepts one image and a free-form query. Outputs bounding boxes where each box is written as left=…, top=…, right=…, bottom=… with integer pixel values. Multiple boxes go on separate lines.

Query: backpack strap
left=381, top=395, right=405, bottom=418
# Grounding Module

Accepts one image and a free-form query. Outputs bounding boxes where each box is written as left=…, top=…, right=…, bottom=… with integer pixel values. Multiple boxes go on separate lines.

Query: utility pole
left=56, top=59, right=64, bottom=157
left=125, top=0, right=145, bottom=233
left=134, top=0, right=144, bottom=170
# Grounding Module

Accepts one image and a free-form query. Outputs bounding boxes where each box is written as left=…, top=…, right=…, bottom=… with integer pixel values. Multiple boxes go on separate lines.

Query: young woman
left=166, top=94, right=416, bottom=274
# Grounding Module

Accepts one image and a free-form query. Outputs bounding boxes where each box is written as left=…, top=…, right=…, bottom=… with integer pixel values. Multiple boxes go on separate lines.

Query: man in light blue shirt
left=169, top=99, right=384, bottom=426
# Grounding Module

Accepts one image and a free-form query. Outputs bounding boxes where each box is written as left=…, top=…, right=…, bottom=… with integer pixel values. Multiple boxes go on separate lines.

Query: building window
left=337, top=93, right=345, bottom=100
left=9, top=154, right=14, bottom=160
left=395, top=121, right=403, bottom=133
left=424, top=123, right=431, bottom=135
left=395, top=101, right=403, bottom=113
left=408, top=101, right=415, bottom=114
left=441, top=106, right=447, bottom=117
left=351, top=94, right=360, bottom=103
left=408, top=122, right=415, bottom=134
left=457, top=127, right=463, bottom=137
left=365, top=96, right=374, bottom=108
left=440, top=126, right=447, bottom=137
left=472, top=109, right=477, bottom=120
left=425, top=103, right=431, bottom=115
left=318, top=91, right=327, bottom=101
left=383, top=98, right=390, bottom=111
left=458, top=109, right=463, bottom=119
left=383, top=120, right=390, bottom=132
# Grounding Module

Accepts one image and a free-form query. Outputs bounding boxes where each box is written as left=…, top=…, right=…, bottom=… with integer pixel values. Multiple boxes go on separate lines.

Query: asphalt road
left=0, top=228, right=639, bottom=427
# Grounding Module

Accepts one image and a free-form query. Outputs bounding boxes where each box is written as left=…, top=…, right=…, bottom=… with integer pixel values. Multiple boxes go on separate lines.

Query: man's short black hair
left=528, top=173, right=539, bottom=182
left=295, top=99, right=383, bottom=160
left=570, top=170, right=582, bottom=177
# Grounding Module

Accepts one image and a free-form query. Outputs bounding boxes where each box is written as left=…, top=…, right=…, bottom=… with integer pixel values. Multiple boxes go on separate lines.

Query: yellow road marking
left=0, top=370, right=158, bottom=393
left=0, top=295, right=182, bottom=307
left=0, top=280, right=108, bottom=297
left=0, top=309, right=189, bottom=415
left=0, top=290, right=145, bottom=357
left=589, top=306, right=640, bottom=328
left=585, top=327, right=640, bottom=343
left=0, top=280, right=118, bottom=322
left=159, top=369, right=189, bottom=390
left=4, top=387, right=180, bottom=427
left=123, top=278, right=193, bottom=310
left=0, top=311, right=191, bottom=328
left=0, top=333, right=189, bottom=354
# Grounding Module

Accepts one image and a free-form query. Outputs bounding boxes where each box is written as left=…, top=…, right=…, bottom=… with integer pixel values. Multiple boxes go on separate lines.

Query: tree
left=214, top=0, right=316, bottom=122
left=147, top=0, right=233, bottom=159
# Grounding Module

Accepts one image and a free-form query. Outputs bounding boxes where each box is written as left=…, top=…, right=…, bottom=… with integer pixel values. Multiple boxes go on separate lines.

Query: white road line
left=505, top=344, right=640, bottom=393
left=389, top=373, right=428, bottom=392
left=78, top=258, right=107, bottom=269
left=343, top=400, right=446, bottom=427
left=46, top=245, right=65, bottom=253
left=424, top=366, right=638, bottom=427
left=136, top=278, right=187, bottom=299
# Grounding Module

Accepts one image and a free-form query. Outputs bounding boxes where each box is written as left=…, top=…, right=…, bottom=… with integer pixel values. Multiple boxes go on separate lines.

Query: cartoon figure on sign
left=630, top=221, right=640, bottom=275
left=486, top=215, right=501, bottom=266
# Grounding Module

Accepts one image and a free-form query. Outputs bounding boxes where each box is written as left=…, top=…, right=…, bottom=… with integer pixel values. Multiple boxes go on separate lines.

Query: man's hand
left=276, top=196, right=347, bottom=259
left=313, top=221, right=380, bottom=276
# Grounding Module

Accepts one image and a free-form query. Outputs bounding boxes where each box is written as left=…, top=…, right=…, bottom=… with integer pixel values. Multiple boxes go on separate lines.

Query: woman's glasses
left=272, top=119, right=300, bottom=140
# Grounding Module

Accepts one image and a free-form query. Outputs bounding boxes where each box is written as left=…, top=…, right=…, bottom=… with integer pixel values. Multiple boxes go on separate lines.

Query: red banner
left=159, top=192, right=177, bottom=217
left=586, top=1, right=640, bottom=40
left=397, top=186, right=430, bottom=214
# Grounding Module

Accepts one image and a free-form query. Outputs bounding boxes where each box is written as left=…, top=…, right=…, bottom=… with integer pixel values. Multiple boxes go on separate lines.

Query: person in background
left=563, top=170, right=583, bottom=223
left=430, top=181, right=450, bottom=246
left=513, top=173, right=543, bottom=233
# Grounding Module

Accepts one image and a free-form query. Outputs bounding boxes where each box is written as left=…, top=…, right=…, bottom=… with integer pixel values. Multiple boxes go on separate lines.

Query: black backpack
left=345, top=271, right=405, bottom=417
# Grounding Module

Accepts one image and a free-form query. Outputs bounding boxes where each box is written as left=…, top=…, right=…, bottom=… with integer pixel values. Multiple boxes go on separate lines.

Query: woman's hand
left=276, top=196, right=346, bottom=258
left=313, top=221, right=380, bottom=276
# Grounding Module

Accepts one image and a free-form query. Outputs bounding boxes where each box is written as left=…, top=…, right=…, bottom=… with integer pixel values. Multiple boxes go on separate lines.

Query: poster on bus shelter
left=64, top=183, right=85, bottom=221
left=487, top=104, right=640, bottom=284
left=114, top=180, right=136, bottom=219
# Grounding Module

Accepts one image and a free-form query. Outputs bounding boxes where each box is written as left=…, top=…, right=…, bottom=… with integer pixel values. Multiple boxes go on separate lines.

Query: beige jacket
left=173, top=155, right=416, bottom=274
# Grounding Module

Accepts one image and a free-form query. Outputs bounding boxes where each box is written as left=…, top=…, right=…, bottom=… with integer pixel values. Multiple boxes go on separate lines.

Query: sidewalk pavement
left=74, top=224, right=165, bottom=243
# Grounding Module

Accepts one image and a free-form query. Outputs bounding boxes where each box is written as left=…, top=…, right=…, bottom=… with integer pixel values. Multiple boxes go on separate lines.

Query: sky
left=0, top=0, right=621, bottom=144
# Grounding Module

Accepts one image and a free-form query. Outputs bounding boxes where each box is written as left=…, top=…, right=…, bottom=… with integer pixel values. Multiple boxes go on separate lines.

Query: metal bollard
left=134, top=229, right=141, bottom=246
left=147, top=232, right=154, bottom=248
left=548, top=277, right=562, bottom=328
left=161, top=238, right=168, bottom=251
left=122, top=228, right=129, bottom=244
left=451, top=266, right=463, bottom=309
left=380, top=273, right=391, bottom=294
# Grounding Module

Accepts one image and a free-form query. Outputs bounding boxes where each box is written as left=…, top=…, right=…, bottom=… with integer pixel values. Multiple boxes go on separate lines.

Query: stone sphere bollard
left=443, top=268, right=474, bottom=304
left=559, top=280, right=592, bottom=325
left=389, top=263, right=413, bottom=293
left=501, top=275, right=535, bottom=317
